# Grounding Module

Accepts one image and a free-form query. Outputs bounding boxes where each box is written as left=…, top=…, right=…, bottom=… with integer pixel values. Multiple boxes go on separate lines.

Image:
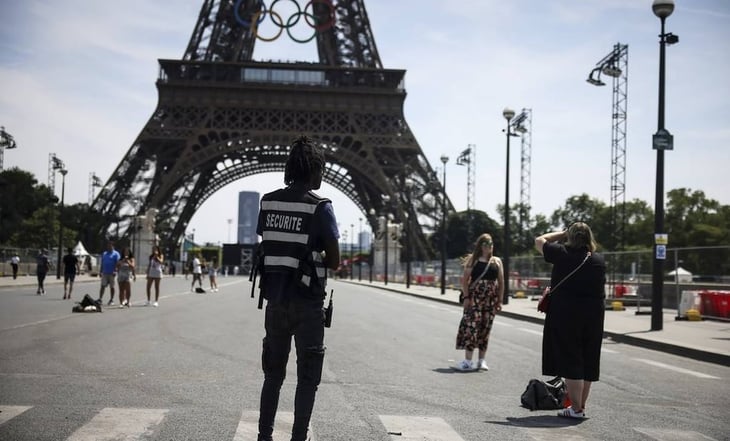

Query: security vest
left=259, top=189, right=330, bottom=298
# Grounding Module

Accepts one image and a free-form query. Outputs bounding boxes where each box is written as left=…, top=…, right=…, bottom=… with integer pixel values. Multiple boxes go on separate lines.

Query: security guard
left=256, top=136, right=340, bottom=441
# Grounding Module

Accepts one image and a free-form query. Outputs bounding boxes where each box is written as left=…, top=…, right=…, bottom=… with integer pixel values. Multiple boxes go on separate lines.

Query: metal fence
left=351, top=245, right=730, bottom=319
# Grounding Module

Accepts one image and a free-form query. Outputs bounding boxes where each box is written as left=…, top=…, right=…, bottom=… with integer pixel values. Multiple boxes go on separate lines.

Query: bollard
left=686, top=308, right=702, bottom=321
left=611, top=301, right=625, bottom=311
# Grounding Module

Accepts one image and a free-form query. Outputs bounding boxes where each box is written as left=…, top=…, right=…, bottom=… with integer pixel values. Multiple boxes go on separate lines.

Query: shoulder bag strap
left=468, top=258, right=492, bottom=290
left=547, top=252, right=591, bottom=295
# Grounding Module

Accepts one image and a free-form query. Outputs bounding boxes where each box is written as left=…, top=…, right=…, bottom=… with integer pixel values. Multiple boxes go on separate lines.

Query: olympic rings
left=251, top=9, right=284, bottom=42
left=233, top=0, right=335, bottom=43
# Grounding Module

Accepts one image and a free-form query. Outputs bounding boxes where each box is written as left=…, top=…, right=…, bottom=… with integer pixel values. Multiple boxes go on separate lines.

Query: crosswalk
left=0, top=405, right=721, bottom=440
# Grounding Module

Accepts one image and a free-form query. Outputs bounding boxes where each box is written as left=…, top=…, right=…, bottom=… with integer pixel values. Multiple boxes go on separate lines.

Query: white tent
left=72, top=241, right=97, bottom=272
left=667, top=266, right=693, bottom=283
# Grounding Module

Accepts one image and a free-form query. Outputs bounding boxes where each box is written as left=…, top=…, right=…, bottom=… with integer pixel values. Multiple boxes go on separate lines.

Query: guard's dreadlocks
left=284, top=135, right=325, bottom=186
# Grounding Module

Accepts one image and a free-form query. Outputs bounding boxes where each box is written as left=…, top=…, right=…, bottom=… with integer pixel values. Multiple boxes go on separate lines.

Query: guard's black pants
left=11, top=263, right=18, bottom=279
left=258, top=299, right=325, bottom=441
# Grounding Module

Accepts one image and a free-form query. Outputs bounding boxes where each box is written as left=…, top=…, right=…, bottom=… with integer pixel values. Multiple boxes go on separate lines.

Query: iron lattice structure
left=517, top=109, right=532, bottom=242
left=456, top=144, right=475, bottom=245
left=587, top=43, right=628, bottom=251
left=93, top=0, right=452, bottom=258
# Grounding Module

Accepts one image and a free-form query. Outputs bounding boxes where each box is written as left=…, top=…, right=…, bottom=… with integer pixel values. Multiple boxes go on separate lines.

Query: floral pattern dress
left=455, top=259, right=500, bottom=351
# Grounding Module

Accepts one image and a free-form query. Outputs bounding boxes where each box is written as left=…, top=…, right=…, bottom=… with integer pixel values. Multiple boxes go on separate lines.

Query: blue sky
left=1, top=0, right=728, bottom=246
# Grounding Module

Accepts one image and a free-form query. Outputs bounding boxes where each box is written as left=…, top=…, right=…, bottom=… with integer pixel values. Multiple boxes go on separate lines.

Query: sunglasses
left=480, top=241, right=493, bottom=246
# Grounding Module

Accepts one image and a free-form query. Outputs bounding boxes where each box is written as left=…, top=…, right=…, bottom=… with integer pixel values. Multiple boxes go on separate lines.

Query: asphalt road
left=0, top=276, right=728, bottom=441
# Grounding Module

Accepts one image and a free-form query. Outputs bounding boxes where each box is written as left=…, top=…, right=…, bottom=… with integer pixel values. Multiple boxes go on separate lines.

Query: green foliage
left=0, top=168, right=57, bottom=245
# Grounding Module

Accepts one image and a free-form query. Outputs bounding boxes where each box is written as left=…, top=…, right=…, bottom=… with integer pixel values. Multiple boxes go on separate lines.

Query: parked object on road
left=72, top=294, right=102, bottom=313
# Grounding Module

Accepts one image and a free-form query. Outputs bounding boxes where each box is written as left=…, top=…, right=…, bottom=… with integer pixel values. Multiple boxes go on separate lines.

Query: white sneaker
left=145, top=300, right=150, bottom=306
left=456, top=359, right=475, bottom=371
left=119, top=304, right=125, bottom=309
left=153, top=301, right=158, bottom=307
left=478, top=359, right=489, bottom=371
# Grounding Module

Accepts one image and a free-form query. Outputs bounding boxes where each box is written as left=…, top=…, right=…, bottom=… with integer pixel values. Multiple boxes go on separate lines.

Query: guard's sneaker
left=455, top=359, right=475, bottom=371
left=478, top=359, right=489, bottom=371
left=153, top=301, right=159, bottom=307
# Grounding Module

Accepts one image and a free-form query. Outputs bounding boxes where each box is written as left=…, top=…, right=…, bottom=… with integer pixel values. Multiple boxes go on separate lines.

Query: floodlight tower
left=0, top=126, right=18, bottom=171
left=456, top=144, right=475, bottom=244
left=587, top=43, right=629, bottom=253
left=516, top=109, right=532, bottom=247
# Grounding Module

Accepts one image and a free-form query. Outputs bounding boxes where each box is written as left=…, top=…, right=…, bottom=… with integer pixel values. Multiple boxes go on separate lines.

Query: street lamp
left=54, top=163, right=68, bottom=280
left=368, top=208, right=375, bottom=283
left=651, top=0, right=678, bottom=331
left=358, top=217, right=363, bottom=281
left=502, top=107, right=517, bottom=305
left=227, top=219, right=233, bottom=243
left=405, top=178, right=414, bottom=288
left=382, top=194, right=390, bottom=285
left=350, top=223, right=354, bottom=280
left=440, top=154, right=449, bottom=295
left=0, top=126, right=18, bottom=171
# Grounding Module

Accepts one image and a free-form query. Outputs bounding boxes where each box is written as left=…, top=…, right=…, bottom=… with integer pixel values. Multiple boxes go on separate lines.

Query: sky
left=1, top=0, right=729, bottom=246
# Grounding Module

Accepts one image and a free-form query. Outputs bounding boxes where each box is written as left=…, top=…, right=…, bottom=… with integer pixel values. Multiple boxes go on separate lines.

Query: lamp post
left=350, top=223, right=354, bottom=279
left=502, top=107, right=516, bottom=305
left=651, top=0, right=678, bottom=331
left=382, top=194, right=390, bottom=285
left=358, top=217, right=363, bottom=281
left=55, top=168, right=68, bottom=279
left=227, top=218, right=233, bottom=243
left=368, top=209, right=375, bottom=282
left=405, top=178, right=414, bottom=288
left=440, top=155, right=449, bottom=295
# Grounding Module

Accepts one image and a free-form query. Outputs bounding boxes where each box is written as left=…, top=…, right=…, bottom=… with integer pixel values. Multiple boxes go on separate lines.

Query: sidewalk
left=338, top=278, right=730, bottom=367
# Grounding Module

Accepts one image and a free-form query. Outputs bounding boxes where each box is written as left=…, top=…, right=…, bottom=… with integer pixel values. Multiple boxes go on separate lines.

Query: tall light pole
left=440, top=155, right=449, bottom=295
left=55, top=167, right=68, bottom=279
left=349, top=223, right=354, bottom=279
left=358, top=218, right=363, bottom=281
left=227, top=218, right=233, bottom=243
left=0, top=126, right=18, bottom=171
left=405, top=178, right=414, bottom=288
left=368, top=209, right=375, bottom=283
left=382, top=194, right=390, bottom=285
left=651, top=0, right=678, bottom=331
left=502, top=108, right=516, bottom=305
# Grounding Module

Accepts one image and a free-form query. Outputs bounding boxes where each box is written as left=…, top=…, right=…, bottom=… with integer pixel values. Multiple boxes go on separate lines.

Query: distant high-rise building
left=238, top=191, right=260, bottom=244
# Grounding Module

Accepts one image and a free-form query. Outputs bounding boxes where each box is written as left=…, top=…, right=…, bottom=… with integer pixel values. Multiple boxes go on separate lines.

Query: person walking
left=146, top=245, right=164, bottom=307
left=62, top=248, right=80, bottom=299
left=454, top=233, right=503, bottom=371
left=116, top=247, right=136, bottom=308
left=255, top=136, right=340, bottom=441
left=535, top=222, right=606, bottom=419
left=35, top=249, right=51, bottom=295
left=208, top=260, right=219, bottom=292
left=11, top=253, right=20, bottom=279
left=98, top=241, right=121, bottom=305
left=190, top=253, right=203, bottom=292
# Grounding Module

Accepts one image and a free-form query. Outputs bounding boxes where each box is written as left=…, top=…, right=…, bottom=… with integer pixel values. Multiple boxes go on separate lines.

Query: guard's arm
left=322, top=238, right=340, bottom=270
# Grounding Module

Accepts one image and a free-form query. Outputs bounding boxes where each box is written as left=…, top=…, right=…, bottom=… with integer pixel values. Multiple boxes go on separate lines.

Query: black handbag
left=520, top=376, right=567, bottom=410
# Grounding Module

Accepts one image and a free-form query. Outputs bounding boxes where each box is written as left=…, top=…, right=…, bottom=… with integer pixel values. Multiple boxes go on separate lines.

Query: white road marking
left=235, top=411, right=316, bottom=441
left=601, top=347, right=618, bottom=354
left=523, top=426, right=590, bottom=440
left=66, top=407, right=167, bottom=441
left=633, top=427, right=719, bottom=440
left=379, top=415, right=466, bottom=441
left=518, top=327, right=544, bottom=336
left=633, top=359, right=720, bottom=379
left=0, top=405, right=32, bottom=425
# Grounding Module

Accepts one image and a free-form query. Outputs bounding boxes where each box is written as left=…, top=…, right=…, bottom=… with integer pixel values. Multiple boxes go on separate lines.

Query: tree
left=0, top=168, right=57, bottom=245
left=550, top=194, right=611, bottom=249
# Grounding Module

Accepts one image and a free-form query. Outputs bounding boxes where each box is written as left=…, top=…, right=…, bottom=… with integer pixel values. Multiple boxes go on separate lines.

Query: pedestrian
left=170, top=261, right=176, bottom=277
left=454, top=233, right=503, bottom=371
left=190, top=253, right=203, bottom=292
left=146, top=245, right=164, bottom=307
left=255, top=135, right=340, bottom=441
left=62, top=247, right=80, bottom=299
left=98, top=241, right=121, bottom=305
left=11, top=253, right=20, bottom=279
left=534, top=222, right=606, bottom=419
left=208, top=260, right=219, bottom=292
left=35, top=249, right=51, bottom=295
left=116, top=247, right=136, bottom=308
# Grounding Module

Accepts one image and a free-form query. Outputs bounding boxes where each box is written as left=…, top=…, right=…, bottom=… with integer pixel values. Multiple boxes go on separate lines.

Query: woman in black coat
left=535, top=222, right=606, bottom=419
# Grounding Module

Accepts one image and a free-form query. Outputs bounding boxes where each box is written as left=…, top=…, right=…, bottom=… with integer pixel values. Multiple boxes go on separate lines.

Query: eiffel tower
left=93, top=0, right=452, bottom=258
